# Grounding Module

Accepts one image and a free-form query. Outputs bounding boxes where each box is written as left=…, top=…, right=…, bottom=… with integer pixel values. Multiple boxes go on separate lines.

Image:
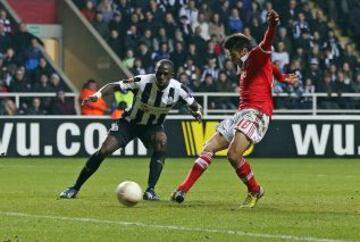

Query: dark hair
left=224, top=33, right=251, bottom=50
left=156, top=59, right=174, bottom=73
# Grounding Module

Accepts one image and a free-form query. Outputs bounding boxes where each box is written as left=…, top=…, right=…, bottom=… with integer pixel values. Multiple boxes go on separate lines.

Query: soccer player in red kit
left=171, top=10, right=298, bottom=208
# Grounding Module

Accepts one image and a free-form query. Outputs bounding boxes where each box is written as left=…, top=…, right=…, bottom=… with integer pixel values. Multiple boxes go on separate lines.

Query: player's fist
left=267, top=10, right=279, bottom=26
left=81, top=93, right=100, bottom=106
left=191, top=110, right=203, bottom=122
left=285, top=74, right=299, bottom=85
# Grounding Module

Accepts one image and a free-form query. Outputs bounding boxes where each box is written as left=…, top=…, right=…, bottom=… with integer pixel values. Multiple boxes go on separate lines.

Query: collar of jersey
left=240, top=53, right=249, bottom=63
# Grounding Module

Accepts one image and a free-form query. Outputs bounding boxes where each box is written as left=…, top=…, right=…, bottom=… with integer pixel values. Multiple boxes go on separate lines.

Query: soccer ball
left=115, top=181, right=142, bottom=207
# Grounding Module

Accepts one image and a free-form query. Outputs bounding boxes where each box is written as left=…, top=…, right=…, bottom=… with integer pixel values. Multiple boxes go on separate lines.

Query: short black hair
left=156, top=59, right=174, bottom=73
left=224, top=33, right=251, bottom=50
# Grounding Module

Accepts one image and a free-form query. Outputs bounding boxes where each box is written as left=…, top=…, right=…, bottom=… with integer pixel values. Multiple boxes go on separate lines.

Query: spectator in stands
left=27, top=97, right=47, bottom=115
left=178, top=15, right=193, bottom=43
left=51, top=90, right=76, bottom=115
left=2, top=48, right=18, bottom=69
left=312, top=10, right=329, bottom=41
left=163, top=12, right=177, bottom=38
left=260, top=1, right=274, bottom=24
left=0, top=9, right=11, bottom=33
left=194, top=13, right=210, bottom=41
left=0, top=23, right=11, bottom=53
left=109, top=12, right=127, bottom=34
left=209, top=13, right=225, bottom=41
left=122, top=49, right=135, bottom=69
left=81, top=0, right=96, bottom=22
left=342, top=43, right=358, bottom=69
left=190, top=26, right=207, bottom=58
left=349, top=3, right=360, bottom=47
left=171, top=42, right=187, bottom=73
left=151, top=42, right=170, bottom=63
left=216, top=71, right=236, bottom=109
left=124, top=25, right=139, bottom=51
left=199, top=73, right=217, bottom=92
left=137, top=42, right=152, bottom=72
left=50, top=73, right=65, bottom=92
left=228, top=8, right=243, bottom=34
left=183, top=58, right=200, bottom=86
left=9, top=68, right=31, bottom=92
left=293, top=12, right=310, bottom=40
left=93, top=12, right=109, bottom=37
left=140, top=11, right=158, bottom=34
left=131, top=58, right=146, bottom=76
left=149, top=0, right=164, bottom=23
left=97, top=0, right=115, bottom=23
left=13, top=23, right=44, bottom=54
left=153, top=27, right=173, bottom=52
left=179, top=0, right=198, bottom=28
left=33, top=57, right=52, bottom=83
left=32, top=74, right=53, bottom=92
left=107, top=30, right=123, bottom=57
left=201, top=58, right=219, bottom=83
left=24, top=38, right=42, bottom=71
left=1, top=98, right=17, bottom=115
left=322, top=30, right=342, bottom=58
left=198, top=2, right=213, bottom=22
left=272, top=42, right=290, bottom=71
left=351, top=73, right=360, bottom=93
left=305, top=59, right=322, bottom=89
left=79, top=79, right=107, bottom=115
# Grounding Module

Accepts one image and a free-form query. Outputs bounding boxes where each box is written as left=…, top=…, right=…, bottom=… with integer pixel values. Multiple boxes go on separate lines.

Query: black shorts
left=108, top=118, right=165, bottom=148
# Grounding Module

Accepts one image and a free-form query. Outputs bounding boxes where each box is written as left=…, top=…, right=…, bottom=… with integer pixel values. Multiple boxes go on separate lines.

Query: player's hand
left=285, top=74, right=299, bottom=85
left=81, top=94, right=99, bottom=106
left=267, top=10, right=279, bottom=26
left=191, top=109, right=203, bottom=122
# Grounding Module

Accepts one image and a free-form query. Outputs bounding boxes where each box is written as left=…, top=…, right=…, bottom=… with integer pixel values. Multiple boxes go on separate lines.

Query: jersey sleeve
left=115, top=76, right=142, bottom=92
left=259, top=24, right=276, bottom=53
left=179, top=84, right=195, bottom=105
left=272, top=64, right=286, bottom=82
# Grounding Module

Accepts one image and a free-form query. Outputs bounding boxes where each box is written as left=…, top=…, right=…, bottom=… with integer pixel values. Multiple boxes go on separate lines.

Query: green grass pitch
left=0, top=158, right=359, bottom=242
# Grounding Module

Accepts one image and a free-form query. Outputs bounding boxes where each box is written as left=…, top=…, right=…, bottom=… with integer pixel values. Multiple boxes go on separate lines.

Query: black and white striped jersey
left=117, top=74, right=195, bottom=125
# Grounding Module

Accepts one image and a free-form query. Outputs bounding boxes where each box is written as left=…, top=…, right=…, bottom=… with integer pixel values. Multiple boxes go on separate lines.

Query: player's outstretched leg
left=171, top=132, right=228, bottom=203
left=59, top=135, right=122, bottom=199
left=171, top=151, right=214, bottom=203
left=227, top=131, right=264, bottom=208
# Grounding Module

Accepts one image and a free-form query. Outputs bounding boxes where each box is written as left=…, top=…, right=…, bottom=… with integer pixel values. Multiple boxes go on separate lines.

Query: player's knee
left=153, top=134, right=167, bottom=152
left=99, top=143, right=116, bottom=157
left=227, top=149, right=241, bottom=168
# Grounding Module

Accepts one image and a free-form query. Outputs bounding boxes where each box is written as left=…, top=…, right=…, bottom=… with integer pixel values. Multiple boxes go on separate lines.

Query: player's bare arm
left=81, top=77, right=138, bottom=106
left=272, top=64, right=299, bottom=85
left=284, top=74, right=299, bottom=85
left=260, top=10, right=279, bottom=51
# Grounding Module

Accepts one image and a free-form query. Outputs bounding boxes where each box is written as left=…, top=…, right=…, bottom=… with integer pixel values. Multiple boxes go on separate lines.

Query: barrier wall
left=0, top=116, right=359, bottom=157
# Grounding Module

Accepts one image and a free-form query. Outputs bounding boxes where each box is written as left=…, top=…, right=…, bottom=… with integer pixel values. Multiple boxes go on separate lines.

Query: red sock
left=235, top=158, right=260, bottom=194
left=178, top=152, right=214, bottom=193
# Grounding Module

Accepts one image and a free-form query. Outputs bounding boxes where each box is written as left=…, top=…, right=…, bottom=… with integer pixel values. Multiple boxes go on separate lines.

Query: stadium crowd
left=0, top=8, right=74, bottom=115
left=75, top=0, right=360, bottom=110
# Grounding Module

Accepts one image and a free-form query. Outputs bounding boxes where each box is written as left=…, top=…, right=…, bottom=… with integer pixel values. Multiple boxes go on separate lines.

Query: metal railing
left=0, top=92, right=78, bottom=109
left=1, top=92, right=360, bottom=116
left=189, top=92, right=360, bottom=116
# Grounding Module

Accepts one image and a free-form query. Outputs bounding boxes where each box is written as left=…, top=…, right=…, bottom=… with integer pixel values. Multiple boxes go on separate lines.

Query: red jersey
left=239, top=24, right=277, bottom=116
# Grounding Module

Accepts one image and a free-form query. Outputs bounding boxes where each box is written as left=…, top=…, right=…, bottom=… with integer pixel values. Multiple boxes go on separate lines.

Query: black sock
left=147, top=151, right=166, bottom=190
left=73, top=151, right=106, bottom=190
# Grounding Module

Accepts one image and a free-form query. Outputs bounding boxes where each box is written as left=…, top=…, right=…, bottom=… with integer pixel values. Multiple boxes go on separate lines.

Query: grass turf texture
left=0, top=158, right=359, bottom=242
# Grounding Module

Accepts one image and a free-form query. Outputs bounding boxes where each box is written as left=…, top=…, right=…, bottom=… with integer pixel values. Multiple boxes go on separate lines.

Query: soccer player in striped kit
left=172, top=10, right=298, bottom=207
left=60, top=59, right=202, bottom=200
